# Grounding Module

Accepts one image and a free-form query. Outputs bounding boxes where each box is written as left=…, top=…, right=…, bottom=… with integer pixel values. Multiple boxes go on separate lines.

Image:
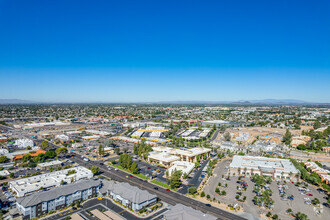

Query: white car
left=83, top=158, right=89, bottom=162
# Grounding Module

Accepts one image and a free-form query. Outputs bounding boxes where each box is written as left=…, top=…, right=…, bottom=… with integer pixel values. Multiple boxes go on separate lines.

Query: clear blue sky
left=0, top=0, right=329, bottom=103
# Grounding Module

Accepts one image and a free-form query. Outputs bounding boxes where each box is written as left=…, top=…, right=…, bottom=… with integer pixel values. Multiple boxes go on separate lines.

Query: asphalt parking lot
left=203, top=159, right=330, bottom=220
left=43, top=198, right=168, bottom=220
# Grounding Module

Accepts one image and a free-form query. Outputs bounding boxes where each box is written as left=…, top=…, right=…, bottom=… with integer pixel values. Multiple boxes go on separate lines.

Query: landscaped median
left=150, top=180, right=178, bottom=191
left=109, top=163, right=150, bottom=180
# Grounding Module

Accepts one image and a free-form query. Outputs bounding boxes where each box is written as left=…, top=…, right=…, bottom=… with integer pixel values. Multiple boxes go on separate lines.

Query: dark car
left=154, top=187, right=159, bottom=190
left=205, top=204, right=211, bottom=207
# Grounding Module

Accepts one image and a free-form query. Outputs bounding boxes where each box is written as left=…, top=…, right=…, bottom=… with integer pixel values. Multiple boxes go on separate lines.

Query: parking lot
left=203, top=159, right=330, bottom=220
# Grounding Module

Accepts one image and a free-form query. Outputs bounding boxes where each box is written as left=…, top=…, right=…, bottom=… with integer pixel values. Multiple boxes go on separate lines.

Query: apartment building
left=16, top=179, right=101, bottom=220
left=102, top=181, right=157, bottom=212
left=10, top=166, right=93, bottom=197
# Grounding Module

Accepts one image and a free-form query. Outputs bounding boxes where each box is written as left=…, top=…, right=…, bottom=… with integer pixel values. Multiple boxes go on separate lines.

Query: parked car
left=166, top=189, right=170, bottom=191
left=307, top=194, right=313, bottom=196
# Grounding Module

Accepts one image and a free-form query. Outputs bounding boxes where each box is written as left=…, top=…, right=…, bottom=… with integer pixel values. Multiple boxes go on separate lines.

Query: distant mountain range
left=0, top=99, right=36, bottom=104
left=0, top=99, right=328, bottom=105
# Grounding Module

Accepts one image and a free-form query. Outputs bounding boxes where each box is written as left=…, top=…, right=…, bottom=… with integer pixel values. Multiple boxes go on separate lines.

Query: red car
left=226, top=178, right=231, bottom=181
left=307, top=194, right=313, bottom=196
left=166, top=189, right=170, bottom=191
left=236, top=192, right=242, bottom=195
left=129, top=174, right=133, bottom=177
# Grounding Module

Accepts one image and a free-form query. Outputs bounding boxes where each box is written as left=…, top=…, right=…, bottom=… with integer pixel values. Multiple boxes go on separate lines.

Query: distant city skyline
left=1, top=0, right=329, bottom=102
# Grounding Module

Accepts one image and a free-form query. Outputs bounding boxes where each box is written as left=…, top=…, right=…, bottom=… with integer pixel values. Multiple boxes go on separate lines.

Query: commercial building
left=131, top=130, right=144, bottom=138
left=82, top=135, right=100, bottom=140
left=9, top=166, right=93, bottom=197
left=167, top=161, right=194, bottom=176
left=138, top=126, right=169, bottom=132
left=85, top=130, right=110, bottom=136
left=148, top=152, right=180, bottom=167
left=37, top=160, right=62, bottom=170
left=101, top=181, right=157, bottom=212
left=163, top=204, right=217, bottom=220
left=142, top=137, right=171, bottom=143
left=149, top=146, right=211, bottom=165
left=55, top=134, right=70, bottom=143
left=180, top=129, right=195, bottom=137
left=201, top=120, right=229, bottom=127
left=16, top=179, right=101, bottom=220
left=14, top=139, right=34, bottom=149
left=229, top=156, right=299, bottom=180
left=174, top=148, right=211, bottom=163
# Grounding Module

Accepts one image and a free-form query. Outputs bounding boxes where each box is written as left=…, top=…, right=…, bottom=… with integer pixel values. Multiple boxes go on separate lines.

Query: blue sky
left=0, top=0, right=329, bottom=102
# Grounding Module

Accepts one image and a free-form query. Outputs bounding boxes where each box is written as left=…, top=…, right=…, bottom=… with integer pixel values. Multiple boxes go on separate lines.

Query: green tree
left=169, top=170, right=182, bottom=189
left=9, top=172, right=15, bottom=178
left=130, top=161, right=139, bottom=174
left=45, top=150, right=56, bottom=158
left=114, top=148, right=120, bottom=155
left=200, top=191, right=205, bottom=197
left=89, top=166, right=100, bottom=175
left=55, top=147, right=67, bottom=157
left=282, top=129, right=292, bottom=145
left=98, top=145, right=104, bottom=156
left=188, top=187, right=197, bottom=194
left=41, top=140, right=49, bottom=149
left=296, top=212, right=309, bottom=220
left=313, top=121, right=321, bottom=130
left=22, top=154, right=31, bottom=162
left=224, top=132, right=231, bottom=141
left=49, top=166, right=54, bottom=172
left=0, top=156, right=9, bottom=163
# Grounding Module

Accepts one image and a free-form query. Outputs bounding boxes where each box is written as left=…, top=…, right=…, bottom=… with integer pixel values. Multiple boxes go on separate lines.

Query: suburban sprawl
left=0, top=104, right=329, bottom=220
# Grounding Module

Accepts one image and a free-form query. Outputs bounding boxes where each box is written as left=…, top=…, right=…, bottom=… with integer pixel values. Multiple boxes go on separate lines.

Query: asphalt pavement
left=71, top=154, right=245, bottom=220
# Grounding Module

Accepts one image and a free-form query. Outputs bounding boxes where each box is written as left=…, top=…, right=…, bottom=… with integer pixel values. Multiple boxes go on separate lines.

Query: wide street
left=71, top=153, right=245, bottom=220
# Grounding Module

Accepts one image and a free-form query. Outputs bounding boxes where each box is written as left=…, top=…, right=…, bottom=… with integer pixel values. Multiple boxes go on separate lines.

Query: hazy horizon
left=1, top=1, right=329, bottom=102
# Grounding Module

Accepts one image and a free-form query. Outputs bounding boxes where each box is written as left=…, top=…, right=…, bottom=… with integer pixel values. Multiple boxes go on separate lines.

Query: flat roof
left=10, top=166, right=93, bottom=197
left=230, top=156, right=299, bottom=174
left=168, top=161, right=194, bottom=175
left=148, top=152, right=180, bottom=163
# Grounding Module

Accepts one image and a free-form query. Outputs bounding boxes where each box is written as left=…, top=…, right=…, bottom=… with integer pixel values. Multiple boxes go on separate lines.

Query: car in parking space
left=154, top=187, right=159, bottom=190
left=129, top=174, right=133, bottom=177
left=305, top=201, right=311, bottom=205
left=307, top=193, right=313, bottom=196
left=166, top=189, right=170, bottom=191
left=205, top=204, right=212, bottom=207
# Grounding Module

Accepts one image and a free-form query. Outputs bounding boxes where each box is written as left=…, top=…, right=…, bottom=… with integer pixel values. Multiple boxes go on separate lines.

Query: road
left=71, top=154, right=245, bottom=220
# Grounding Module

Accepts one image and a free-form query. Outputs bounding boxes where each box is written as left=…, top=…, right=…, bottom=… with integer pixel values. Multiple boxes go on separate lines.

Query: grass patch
left=150, top=180, right=178, bottom=191
left=110, top=164, right=150, bottom=180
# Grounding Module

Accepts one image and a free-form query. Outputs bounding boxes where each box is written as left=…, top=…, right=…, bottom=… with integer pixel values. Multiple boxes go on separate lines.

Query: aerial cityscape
left=0, top=1, right=329, bottom=220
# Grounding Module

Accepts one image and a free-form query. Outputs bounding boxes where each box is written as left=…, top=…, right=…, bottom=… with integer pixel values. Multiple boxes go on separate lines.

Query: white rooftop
left=168, top=161, right=194, bottom=176
left=9, top=166, right=93, bottom=197
left=230, top=156, right=299, bottom=174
